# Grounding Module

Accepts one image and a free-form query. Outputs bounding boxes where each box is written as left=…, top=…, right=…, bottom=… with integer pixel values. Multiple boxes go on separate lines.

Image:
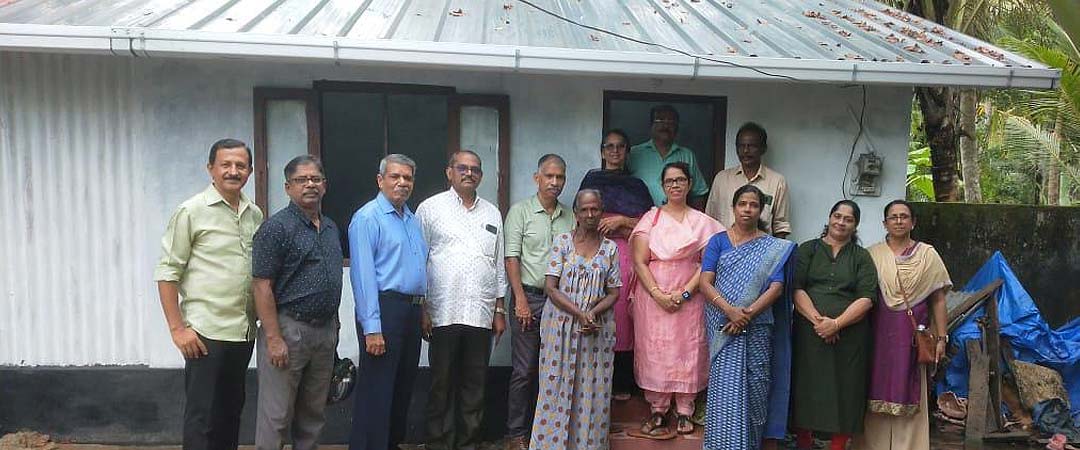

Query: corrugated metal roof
left=0, top=0, right=1060, bottom=88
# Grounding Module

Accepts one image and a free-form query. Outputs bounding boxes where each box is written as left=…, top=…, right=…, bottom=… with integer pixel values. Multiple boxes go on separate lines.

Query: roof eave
left=0, top=24, right=1061, bottom=89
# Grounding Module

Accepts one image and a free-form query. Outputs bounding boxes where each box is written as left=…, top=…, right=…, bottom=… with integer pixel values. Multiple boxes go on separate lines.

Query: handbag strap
left=895, top=270, right=925, bottom=334
left=894, top=269, right=920, bottom=330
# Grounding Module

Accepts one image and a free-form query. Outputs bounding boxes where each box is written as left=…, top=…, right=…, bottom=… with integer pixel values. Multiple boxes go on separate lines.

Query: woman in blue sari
left=698, top=184, right=796, bottom=450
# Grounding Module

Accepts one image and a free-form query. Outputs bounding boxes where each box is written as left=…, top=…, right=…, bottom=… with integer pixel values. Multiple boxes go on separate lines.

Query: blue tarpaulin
left=939, top=252, right=1080, bottom=419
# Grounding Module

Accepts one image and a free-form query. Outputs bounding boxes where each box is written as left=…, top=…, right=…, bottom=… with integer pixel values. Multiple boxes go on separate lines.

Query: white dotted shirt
left=417, top=189, right=508, bottom=329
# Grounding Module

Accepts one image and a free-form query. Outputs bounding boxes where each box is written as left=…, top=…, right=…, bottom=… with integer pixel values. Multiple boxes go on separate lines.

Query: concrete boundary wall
left=910, top=202, right=1080, bottom=328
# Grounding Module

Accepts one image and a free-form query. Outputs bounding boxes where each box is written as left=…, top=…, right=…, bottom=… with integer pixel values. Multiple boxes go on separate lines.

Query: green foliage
left=906, top=0, right=1080, bottom=205
left=907, top=144, right=935, bottom=201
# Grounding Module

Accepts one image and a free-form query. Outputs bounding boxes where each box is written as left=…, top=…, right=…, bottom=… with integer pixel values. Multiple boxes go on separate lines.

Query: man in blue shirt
left=347, top=154, right=429, bottom=450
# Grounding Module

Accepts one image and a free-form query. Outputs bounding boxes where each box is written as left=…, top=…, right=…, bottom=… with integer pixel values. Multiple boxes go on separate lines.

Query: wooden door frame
left=449, top=94, right=512, bottom=214
left=601, top=90, right=728, bottom=177
left=252, top=87, right=321, bottom=215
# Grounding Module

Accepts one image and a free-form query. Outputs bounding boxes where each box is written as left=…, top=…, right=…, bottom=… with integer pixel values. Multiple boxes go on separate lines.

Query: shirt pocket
left=521, top=227, right=542, bottom=256
left=480, top=225, right=499, bottom=262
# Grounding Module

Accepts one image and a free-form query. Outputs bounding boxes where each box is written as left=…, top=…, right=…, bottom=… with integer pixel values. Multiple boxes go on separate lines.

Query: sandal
left=676, top=414, right=694, bottom=434
left=640, top=412, right=669, bottom=436
left=626, top=413, right=676, bottom=440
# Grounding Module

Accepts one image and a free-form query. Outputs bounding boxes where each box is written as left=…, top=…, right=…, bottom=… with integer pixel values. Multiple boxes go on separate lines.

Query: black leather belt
left=281, top=308, right=335, bottom=327
left=380, top=290, right=424, bottom=305
left=522, top=285, right=545, bottom=296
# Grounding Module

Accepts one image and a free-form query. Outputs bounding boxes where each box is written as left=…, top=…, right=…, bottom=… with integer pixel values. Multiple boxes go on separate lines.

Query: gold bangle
left=710, top=294, right=722, bottom=303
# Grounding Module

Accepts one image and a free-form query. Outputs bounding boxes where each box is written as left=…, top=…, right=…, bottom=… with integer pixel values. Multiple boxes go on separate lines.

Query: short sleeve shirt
left=704, top=165, right=791, bottom=235
left=252, top=202, right=344, bottom=322
left=628, top=139, right=710, bottom=205
left=503, top=195, right=575, bottom=288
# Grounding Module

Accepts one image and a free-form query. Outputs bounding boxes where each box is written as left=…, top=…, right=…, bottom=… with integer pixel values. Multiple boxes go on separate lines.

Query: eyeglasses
left=652, top=119, right=678, bottom=124
left=452, top=164, right=483, bottom=175
left=288, top=176, right=326, bottom=185
left=601, top=143, right=628, bottom=150
left=886, top=214, right=912, bottom=222
left=663, top=177, right=689, bottom=187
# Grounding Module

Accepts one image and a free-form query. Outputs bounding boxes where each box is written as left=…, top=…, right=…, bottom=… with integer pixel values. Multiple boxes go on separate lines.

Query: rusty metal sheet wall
left=0, top=51, right=153, bottom=366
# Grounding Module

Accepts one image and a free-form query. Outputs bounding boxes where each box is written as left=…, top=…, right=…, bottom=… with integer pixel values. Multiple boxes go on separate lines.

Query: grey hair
left=573, top=189, right=604, bottom=212
left=379, top=153, right=417, bottom=176
left=537, top=153, right=566, bottom=170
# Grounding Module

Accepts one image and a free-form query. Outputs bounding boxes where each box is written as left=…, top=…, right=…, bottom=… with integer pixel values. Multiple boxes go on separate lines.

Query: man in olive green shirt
left=503, top=154, right=574, bottom=450
left=153, top=138, right=264, bottom=450
left=628, top=105, right=710, bottom=208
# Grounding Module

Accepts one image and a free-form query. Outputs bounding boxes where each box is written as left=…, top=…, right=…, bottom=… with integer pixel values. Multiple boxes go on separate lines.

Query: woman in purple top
left=578, top=128, right=654, bottom=400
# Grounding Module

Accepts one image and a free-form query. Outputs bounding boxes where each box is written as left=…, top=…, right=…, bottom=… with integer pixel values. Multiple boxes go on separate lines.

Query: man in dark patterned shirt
left=252, top=155, right=343, bottom=450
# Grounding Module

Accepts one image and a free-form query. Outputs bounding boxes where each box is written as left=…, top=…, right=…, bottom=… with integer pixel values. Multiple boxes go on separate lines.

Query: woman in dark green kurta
left=790, top=200, right=878, bottom=450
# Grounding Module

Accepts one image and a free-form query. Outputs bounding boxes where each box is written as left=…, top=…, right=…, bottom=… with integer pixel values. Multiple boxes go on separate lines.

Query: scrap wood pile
left=934, top=252, right=1080, bottom=447
left=0, top=432, right=59, bottom=450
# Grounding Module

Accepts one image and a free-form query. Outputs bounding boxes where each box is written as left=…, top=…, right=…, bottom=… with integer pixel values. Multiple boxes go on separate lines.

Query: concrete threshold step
left=610, top=423, right=704, bottom=450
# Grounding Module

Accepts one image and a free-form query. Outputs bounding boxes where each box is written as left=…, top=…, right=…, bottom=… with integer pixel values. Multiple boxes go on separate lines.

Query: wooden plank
left=966, top=339, right=991, bottom=444
left=947, top=279, right=1004, bottom=329
left=983, top=431, right=1031, bottom=442
left=984, top=290, right=1005, bottom=431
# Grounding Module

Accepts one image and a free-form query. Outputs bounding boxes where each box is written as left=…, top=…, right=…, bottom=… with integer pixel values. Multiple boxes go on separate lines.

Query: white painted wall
left=0, top=52, right=911, bottom=368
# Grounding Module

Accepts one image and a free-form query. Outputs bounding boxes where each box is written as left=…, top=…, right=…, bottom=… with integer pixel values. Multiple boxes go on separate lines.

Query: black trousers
left=183, top=335, right=254, bottom=450
left=613, top=350, right=637, bottom=394
left=349, top=296, right=422, bottom=450
left=426, top=324, right=492, bottom=450
left=506, top=290, right=546, bottom=438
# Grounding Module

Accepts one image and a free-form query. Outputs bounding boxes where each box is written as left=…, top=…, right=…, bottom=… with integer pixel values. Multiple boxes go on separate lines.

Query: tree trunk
left=959, top=88, right=982, bottom=203
left=1047, top=113, right=1063, bottom=205
left=907, top=1, right=961, bottom=202
left=916, top=86, right=962, bottom=202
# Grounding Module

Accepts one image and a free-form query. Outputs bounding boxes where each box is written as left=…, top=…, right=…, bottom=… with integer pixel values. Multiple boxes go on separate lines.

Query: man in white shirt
left=418, top=150, right=508, bottom=450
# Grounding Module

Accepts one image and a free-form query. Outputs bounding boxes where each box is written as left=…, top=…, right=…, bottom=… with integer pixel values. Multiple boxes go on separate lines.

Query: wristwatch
left=681, top=291, right=692, bottom=302
left=494, top=305, right=507, bottom=315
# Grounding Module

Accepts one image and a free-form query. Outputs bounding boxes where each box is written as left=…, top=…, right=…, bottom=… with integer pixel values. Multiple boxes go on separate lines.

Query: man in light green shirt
left=152, top=138, right=264, bottom=450
left=503, top=154, right=574, bottom=449
left=628, top=105, right=710, bottom=208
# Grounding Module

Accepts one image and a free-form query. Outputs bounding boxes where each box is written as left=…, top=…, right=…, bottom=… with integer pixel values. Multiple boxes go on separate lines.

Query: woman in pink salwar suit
left=631, top=162, right=724, bottom=437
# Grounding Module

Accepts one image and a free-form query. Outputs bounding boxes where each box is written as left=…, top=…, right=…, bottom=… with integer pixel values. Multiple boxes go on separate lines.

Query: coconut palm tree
left=985, top=12, right=1080, bottom=205
left=889, top=0, right=1019, bottom=202
left=984, top=3, right=1080, bottom=202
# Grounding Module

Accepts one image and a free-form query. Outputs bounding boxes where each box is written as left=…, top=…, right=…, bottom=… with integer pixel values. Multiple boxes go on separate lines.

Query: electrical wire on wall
left=842, top=86, right=868, bottom=200
left=517, top=0, right=872, bottom=200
